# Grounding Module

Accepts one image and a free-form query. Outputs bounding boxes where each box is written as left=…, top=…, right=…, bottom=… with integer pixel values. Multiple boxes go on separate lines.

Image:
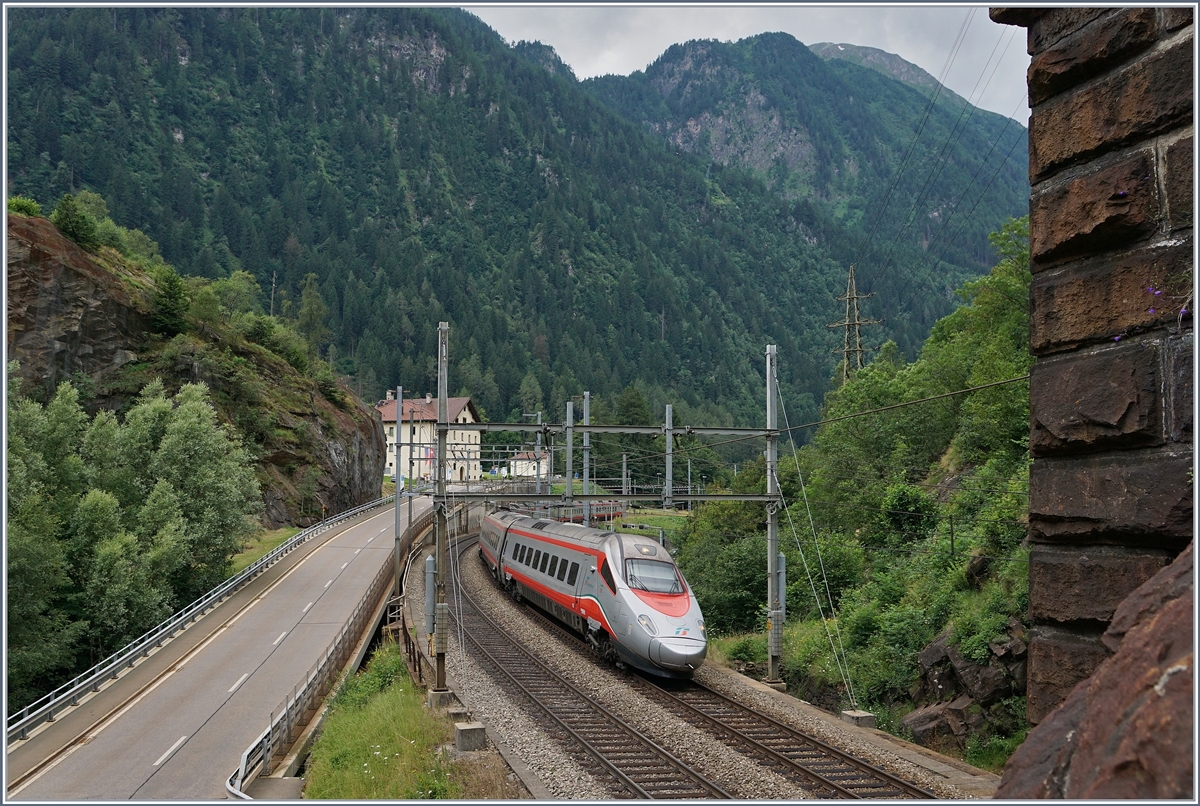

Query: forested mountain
left=583, top=34, right=1029, bottom=343
left=7, top=8, right=1027, bottom=432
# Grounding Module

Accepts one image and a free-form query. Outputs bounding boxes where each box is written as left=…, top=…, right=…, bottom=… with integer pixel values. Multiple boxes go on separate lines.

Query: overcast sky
left=464, top=4, right=1031, bottom=125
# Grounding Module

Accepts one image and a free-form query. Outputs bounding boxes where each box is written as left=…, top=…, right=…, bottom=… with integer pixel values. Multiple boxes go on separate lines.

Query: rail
left=225, top=501, right=443, bottom=798
left=6, top=495, right=399, bottom=746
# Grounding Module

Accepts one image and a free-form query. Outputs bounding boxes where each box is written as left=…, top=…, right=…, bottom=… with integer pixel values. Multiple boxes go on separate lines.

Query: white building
left=376, top=392, right=482, bottom=483
left=508, top=449, right=548, bottom=479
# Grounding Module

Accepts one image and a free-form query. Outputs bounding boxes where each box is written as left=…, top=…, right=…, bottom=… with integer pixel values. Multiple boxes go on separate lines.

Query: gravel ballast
left=408, top=541, right=996, bottom=799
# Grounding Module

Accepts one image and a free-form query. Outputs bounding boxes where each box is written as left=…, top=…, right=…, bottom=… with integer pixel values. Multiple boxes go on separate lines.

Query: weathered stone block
left=1029, top=38, right=1194, bottom=182
left=1028, top=9, right=1158, bottom=106
left=1168, top=335, right=1193, bottom=443
left=1164, top=133, right=1193, bottom=230
left=1028, top=8, right=1109, bottom=54
left=1027, top=626, right=1110, bottom=724
left=1029, top=544, right=1172, bottom=623
left=1030, top=342, right=1162, bottom=455
left=1030, top=239, right=1191, bottom=352
left=1103, top=541, right=1193, bottom=652
left=1030, top=150, right=1160, bottom=265
left=1029, top=450, right=1194, bottom=544
left=1161, top=6, right=1194, bottom=32
left=1005, top=547, right=1193, bottom=795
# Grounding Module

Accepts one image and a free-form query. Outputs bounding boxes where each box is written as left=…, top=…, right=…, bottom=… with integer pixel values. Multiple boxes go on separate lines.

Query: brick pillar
left=990, top=7, right=1193, bottom=724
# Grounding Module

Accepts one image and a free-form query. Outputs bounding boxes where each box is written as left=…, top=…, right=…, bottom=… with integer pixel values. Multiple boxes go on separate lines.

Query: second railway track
left=446, top=535, right=938, bottom=799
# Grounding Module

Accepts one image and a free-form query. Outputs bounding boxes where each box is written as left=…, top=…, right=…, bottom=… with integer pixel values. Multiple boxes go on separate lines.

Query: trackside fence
left=6, top=496, right=398, bottom=745
left=226, top=503, right=440, bottom=799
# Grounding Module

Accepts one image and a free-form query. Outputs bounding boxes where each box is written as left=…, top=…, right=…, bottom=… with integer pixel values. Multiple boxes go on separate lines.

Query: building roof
left=510, top=450, right=547, bottom=461
left=376, top=396, right=480, bottom=424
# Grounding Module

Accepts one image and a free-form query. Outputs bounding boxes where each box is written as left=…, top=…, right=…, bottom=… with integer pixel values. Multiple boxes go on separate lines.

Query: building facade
left=376, top=392, right=483, bottom=483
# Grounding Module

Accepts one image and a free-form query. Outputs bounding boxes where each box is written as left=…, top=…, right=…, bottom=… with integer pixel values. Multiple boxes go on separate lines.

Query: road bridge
left=8, top=498, right=432, bottom=800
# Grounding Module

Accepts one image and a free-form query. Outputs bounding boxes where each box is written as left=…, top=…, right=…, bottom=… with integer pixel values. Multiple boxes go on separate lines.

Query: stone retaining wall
left=990, top=7, right=1193, bottom=724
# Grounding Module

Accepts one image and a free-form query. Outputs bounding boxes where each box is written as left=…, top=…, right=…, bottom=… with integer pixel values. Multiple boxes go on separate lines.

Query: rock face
left=6, top=212, right=386, bottom=528
left=995, top=542, right=1193, bottom=798
left=901, top=620, right=1028, bottom=752
left=6, top=213, right=153, bottom=399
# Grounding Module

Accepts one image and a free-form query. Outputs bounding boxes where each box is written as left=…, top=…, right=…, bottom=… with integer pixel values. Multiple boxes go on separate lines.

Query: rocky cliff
left=6, top=212, right=386, bottom=527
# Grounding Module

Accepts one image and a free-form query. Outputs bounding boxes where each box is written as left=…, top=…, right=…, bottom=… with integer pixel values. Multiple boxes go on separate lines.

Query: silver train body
left=479, top=509, right=707, bottom=678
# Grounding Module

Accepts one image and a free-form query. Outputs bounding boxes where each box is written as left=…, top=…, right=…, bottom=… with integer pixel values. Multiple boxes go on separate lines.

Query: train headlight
left=637, top=614, right=658, bottom=636
left=697, top=618, right=706, bottom=638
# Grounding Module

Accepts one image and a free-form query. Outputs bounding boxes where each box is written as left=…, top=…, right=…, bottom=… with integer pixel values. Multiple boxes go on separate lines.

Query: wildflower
left=1149, top=308, right=1157, bottom=314
left=1114, top=335, right=1122, bottom=342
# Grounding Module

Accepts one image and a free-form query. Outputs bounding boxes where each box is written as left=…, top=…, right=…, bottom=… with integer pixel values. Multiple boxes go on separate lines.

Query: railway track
left=464, top=539, right=936, bottom=800
left=631, top=678, right=935, bottom=799
left=448, top=539, right=730, bottom=799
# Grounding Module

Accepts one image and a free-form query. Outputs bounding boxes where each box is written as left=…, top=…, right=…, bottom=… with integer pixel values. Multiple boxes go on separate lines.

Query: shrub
left=7, top=195, right=42, bottom=216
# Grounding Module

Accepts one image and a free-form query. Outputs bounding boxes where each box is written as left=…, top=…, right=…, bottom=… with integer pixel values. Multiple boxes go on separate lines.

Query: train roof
left=487, top=509, right=673, bottom=559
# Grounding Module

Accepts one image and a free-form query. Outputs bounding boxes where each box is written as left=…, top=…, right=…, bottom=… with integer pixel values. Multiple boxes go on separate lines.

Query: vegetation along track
left=448, top=538, right=730, bottom=799
left=470, top=538, right=935, bottom=800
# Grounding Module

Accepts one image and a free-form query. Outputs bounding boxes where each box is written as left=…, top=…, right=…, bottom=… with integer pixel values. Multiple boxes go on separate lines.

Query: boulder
left=996, top=541, right=1193, bottom=798
left=947, top=642, right=1014, bottom=706
left=901, top=694, right=987, bottom=751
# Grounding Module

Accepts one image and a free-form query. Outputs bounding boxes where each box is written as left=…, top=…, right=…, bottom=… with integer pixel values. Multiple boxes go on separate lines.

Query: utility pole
left=433, top=322, right=449, bottom=692
left=827, top=265, right=882, bottom=385
left=393, top=386, right=403, bottom=597
left=536, top=412, right=543, bottom=497
left=765, top=344, right=785, bottom=690
left=664, top=404, right=673, bottom=510
left=565, top=401, right=574, bottom=515
left=622, top=453, right=628, bottom=497
left=688, top=458, right=692, bottom=512
left=583, top=392, right=591, bottom=527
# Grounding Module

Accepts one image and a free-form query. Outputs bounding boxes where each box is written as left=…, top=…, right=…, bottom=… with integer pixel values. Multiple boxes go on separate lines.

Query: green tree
left=151, top=265, right=190, bottom=336
left=49, top=193, right=99, bottom=252
left=297, top=273, right=331, bottom=355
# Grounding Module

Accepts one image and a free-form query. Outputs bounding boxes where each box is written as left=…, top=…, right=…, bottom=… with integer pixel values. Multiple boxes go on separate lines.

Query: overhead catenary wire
left=869, top=24, right=1021, bottom=290
left=772, top=367, right=858, bottom=709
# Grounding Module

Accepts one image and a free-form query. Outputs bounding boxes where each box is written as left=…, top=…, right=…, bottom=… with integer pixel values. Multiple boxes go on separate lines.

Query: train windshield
left=624, top=558, right=684, bottom=594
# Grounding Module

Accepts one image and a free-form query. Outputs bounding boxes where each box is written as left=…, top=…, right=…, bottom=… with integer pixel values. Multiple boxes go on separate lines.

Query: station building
left=376, top=391, right=482, bottom=483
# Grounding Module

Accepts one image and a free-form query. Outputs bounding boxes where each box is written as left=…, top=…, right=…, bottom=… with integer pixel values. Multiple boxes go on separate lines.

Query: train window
left=624, top=558, right=684, bottom=594
left=599, top=559, right=617, bottom=594
left=532, top=550, right=541, bottom=568
left=539, top=552, right=550, bottom=573
left=547, top=556, right=559, bottom=578
left=566, top=562, right=579, bottom=585
left=557, top=560, right=569, bottom=581
left=510, top=542, right=518, bottom=558
left=519, top=545, right=528, bottom=564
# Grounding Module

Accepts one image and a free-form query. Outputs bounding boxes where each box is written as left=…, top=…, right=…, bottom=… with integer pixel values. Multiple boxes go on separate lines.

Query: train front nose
left=650, top=636, right=707, bottom=672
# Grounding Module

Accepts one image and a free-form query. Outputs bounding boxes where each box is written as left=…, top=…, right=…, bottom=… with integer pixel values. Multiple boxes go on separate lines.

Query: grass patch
left=229, top=527, right=301, bottom=575
left=304, top=639, right=458, bottom=799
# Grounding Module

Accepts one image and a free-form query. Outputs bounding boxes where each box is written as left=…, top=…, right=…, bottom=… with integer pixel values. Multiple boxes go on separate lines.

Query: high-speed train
left=478, top=509, right=707, bottom=678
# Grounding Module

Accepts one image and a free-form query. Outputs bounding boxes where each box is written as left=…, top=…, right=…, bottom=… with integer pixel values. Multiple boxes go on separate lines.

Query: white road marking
left=153, top=735, right=188, bottom=766
left=302, top=602, right=313, bottom=613
left=324, top=579, right=332, bottom=588
left=228, top=673, right=249, bottom=693
left=7, top=504, right=420, bottom=796
left=272, top=631, right=287, bottom=646
left=341, top=562, right=348, bottom=569
left=367, top=536, right=375, bottom=543
left=354, top=549, right=361, bottom=555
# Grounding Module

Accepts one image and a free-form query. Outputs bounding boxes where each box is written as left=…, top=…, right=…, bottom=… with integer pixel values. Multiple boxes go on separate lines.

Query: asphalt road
left=9, top=498, right=431, bottom=801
